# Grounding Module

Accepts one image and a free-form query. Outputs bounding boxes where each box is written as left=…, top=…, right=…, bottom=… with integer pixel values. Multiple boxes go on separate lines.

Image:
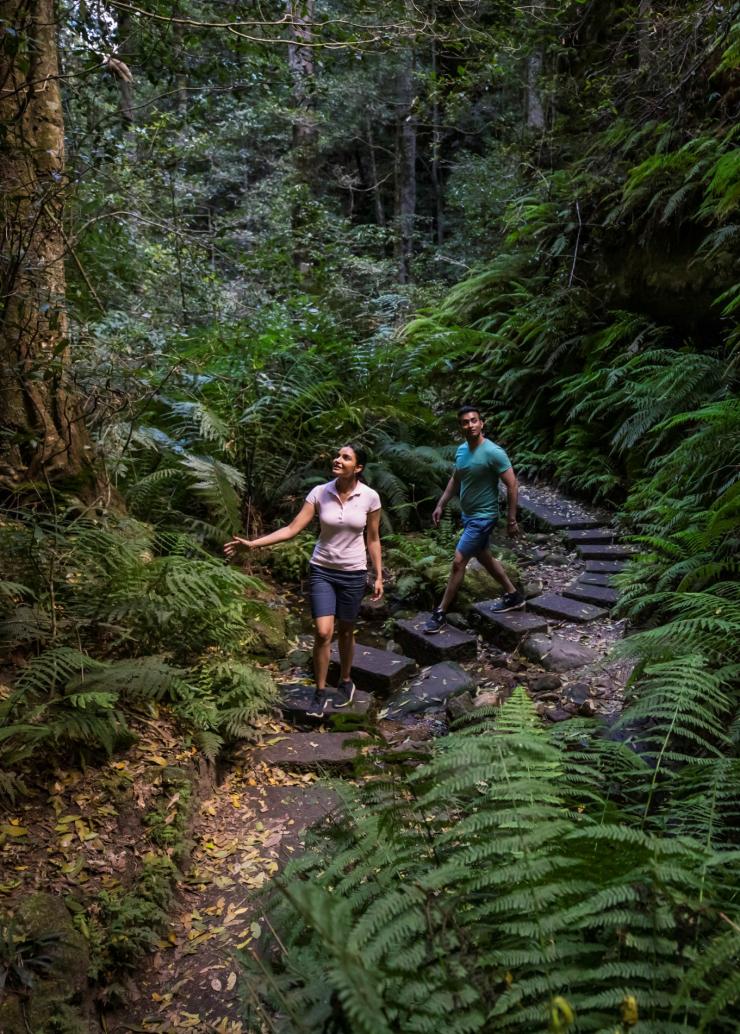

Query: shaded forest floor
left=1, top=484, right=635, bottom=1033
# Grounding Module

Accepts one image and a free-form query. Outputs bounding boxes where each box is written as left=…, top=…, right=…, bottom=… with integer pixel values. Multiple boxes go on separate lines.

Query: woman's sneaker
left=488, top=590, right=525, bottom=613
left=423, top=608, right=447, bottom=634
left=333, top=680, right=356, bottom=708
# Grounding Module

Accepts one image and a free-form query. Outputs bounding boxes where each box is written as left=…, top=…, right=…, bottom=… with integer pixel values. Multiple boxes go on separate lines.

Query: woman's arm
left=224, top=501, right=316, bottom=557
left=366, top=508, right=383, bottom=599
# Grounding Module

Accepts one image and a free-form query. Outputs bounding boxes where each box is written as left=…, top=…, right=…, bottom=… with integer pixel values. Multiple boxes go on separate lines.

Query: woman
left=224, top=445, right=383, bottom=709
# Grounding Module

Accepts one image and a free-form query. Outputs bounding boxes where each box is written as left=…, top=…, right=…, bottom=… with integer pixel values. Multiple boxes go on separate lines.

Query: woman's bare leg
left=313, top=616, right=335, bottom=690
left=337, top=620, right=355, bottom=682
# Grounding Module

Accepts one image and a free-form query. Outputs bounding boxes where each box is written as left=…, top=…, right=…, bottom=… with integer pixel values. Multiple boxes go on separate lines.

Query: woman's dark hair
left=341, top=443, right=368, bottom=474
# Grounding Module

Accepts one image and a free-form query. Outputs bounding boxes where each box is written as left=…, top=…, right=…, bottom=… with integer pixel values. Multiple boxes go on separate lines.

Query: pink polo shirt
left=305, top=480, right=381, bottom=571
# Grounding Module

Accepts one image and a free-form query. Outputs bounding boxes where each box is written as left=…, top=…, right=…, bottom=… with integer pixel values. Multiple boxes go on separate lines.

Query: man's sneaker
left=423, top=608, right=447, bottom=634
left=488, top=590, right=525, bottom=613
left=333, top=680, right=356, bottom=708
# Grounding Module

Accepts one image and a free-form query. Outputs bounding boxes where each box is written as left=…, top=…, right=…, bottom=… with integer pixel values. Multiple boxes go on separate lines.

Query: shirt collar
left=329, top=479, right=362, bottom=499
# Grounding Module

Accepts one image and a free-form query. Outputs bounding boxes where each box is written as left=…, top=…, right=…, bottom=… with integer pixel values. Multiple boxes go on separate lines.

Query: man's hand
left=224, top=536, right=253, bottom=558
left=506, top=518, right=520, bottom=539
left=432, top=505, right=443, bottom=527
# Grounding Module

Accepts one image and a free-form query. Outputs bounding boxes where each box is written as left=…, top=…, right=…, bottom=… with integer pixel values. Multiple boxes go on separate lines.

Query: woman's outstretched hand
left=371, top=576, right=384, bottom=601
left=224, top=536, right=253, bottom=558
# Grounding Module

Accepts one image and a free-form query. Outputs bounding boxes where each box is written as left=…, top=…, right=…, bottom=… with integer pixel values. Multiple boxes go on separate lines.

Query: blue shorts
left=456, top=515, right=497, bottom=559
left=308, top=564, right=367, bottom=621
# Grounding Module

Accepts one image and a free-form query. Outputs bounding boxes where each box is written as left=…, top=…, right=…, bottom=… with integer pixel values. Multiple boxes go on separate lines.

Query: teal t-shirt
left=455, top=438, right=512, bottom=519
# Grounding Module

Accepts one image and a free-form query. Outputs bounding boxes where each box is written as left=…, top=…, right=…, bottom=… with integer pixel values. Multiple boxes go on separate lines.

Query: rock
left=521, top=634, right=598, bottom=673
left=529, top=674, right=562, bottom=693
left=544, top=707, right=574, bottom=722
left=360, top=597, right=390, bottom=620
left=287, top=648, right=311, bottom=667
left=470, top=603, right=548, bottom=648
left=328, top=642, right=417, bottom=694
left=579, top=699, right=597, bottom=716
left=543, top=553, right=569, bottom=567
left=447, top=691, right=475, bottom=722
left=251, top=606, right=290, bottom=659
left=278, top=683, right=373, bottom=725
left=0, top=893, right=90, bottom=1034
left=506, top=658, right=528, bottom=673
left=384, top=662, right=477, bottom=718
left=473, top=689, right=502, bottom=709
left=523, top=580, right=544, bottom=599
left=445, top=611, right=468, bottom=629
left=384, top=639, right=403, bottom=654
left=394, top=614, right=478, bottom=664
left=256, top=732, right=370, bottom=769
left=564, top=682, right=590, bottom=707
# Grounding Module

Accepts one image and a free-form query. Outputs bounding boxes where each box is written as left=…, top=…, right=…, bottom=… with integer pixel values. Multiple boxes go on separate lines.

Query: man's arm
left=500, top=467, right=519, bottom=537
left=432, top=470, right=460, bottom=527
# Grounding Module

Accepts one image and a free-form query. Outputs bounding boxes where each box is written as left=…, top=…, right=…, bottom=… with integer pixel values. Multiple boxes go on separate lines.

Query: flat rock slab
left=522, top=634, right=598, bottom=672
left=328, top=643, right=417, bottom=694
left=470, top=602, right=548, bottom=647
left=518, top=493, right=601, bottom=530
left=395, top=614, right=478, bottom=664
left=527, top=592, right=608, bottom=623
left=577, top=544, right=636, bottom=561
left=563, top=528, right=615, bottom=545
left=279, top=683, right=373, bottom=724
left=383, top=662, right=477, bottom=718
left=563, top=582, right=618, bottom=607
left=578, top=572, right=614, bottom=586
left=585, top=560, right=626, bottom=574
left=257, top=732, right=369, bottom=769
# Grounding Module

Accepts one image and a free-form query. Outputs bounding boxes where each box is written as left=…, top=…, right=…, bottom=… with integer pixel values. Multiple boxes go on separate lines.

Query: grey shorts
left=308, top=564, right=367, bottom=621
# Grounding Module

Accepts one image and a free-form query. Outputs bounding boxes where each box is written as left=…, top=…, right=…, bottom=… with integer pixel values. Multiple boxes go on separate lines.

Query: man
left=424, top=405, right=524, bottom=634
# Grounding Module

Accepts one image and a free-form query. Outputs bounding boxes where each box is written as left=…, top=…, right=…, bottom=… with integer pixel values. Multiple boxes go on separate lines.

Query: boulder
left=521, top=634, right=598, bottom=673
left=0, top=893, right=90, bottom=1034
left=250, top=606, right=290, bottom=659
left=446, top=691, right=475, bottom=722
left=473, top=690, right=503, bottom=710
left=384, top=662, right=477, bottom=718
left=529, top=673, right=562, bottom=694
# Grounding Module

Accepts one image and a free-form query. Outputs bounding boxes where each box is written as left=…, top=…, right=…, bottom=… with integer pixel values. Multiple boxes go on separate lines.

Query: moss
left=0, top=895, right=89, bottom=1034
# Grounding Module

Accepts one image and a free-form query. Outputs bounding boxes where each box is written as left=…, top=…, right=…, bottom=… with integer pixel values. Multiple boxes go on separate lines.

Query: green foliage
left=0, top=511, right=276, bottom=784
left=242, top=691, right=740, bottom=1032
left=0, top=921, right=61, bottom=994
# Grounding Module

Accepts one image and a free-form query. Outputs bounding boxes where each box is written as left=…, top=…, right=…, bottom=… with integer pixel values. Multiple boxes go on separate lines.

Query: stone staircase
left=262, top=484, right=634, bottom=768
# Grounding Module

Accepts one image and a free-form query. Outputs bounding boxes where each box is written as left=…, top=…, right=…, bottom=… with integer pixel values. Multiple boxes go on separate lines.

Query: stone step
left=563, top=528, right=616, bottom=545
left=518, top=494, right=601, bottom=530
left=527, top=592, right=608, bottom=624
left=563, top=582, right=619, bottom=608
left=328, top=642, right=417, bottom=695
left=394, top=613, right=478, bottom=664
left=257, top=731, right=370, bottom=769
left=470, top=601, right=548, bottom=648
left=585, top=560, right=626, bottom=574
left=578, top=572, right=613, bottom=586
left=383, top=662, right=476, bottom=719
left=279, top=683, right=373, bottom=725
left=577, top=544, right=636, bottom=561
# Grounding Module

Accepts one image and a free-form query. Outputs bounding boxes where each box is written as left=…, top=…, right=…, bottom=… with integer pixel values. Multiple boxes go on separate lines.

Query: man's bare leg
left=478, top=548, right=517, bottom=594
left=439, top=551, right=470, bottom=612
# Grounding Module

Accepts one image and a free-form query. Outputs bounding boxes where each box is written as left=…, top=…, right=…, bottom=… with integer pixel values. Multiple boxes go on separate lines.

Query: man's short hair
left=457, top=405, right=482, bottom=419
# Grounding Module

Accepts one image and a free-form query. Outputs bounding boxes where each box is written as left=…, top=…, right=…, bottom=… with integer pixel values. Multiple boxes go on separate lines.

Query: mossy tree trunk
left=0, top=0, right=95, bottom=492
left=287, top=0, right=318, bottom=274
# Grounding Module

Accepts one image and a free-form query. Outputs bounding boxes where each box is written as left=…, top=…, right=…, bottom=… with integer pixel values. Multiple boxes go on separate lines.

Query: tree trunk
left=395, top=49, right=417, bottom=284
left=287, top=0, right=318, bottom=274
left=0, top=0, right=95, bottom=491
left=525, top=0, right=545, bottom=130
left=115, top=2, right=135, bottom=126
left=430, top=31, right=444, bottom=245
left=365, top=115, right=385, bottom=227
